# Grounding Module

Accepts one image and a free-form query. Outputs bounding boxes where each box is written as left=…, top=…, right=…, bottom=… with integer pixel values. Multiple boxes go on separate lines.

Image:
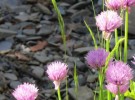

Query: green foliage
left=84, top=21, right=98, bottom=49
left=124, top=81, right=135, bottom=99
left=73, top=62, right=78, bottom=100
left=52, top=0, right=67, bottom=55
left=104, top=38, right=125, bottom=69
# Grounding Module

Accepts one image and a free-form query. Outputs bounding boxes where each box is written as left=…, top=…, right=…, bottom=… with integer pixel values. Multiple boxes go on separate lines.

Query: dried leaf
left=15, top=52, right=30, bottom=61
left=30, top=41, right=48, bottom=52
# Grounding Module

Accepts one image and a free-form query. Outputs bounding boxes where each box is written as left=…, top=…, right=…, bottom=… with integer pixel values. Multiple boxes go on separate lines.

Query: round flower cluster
left=106, top=61, right=133, bottom=94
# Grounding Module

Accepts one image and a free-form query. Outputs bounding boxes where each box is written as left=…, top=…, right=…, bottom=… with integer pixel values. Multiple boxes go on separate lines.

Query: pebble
left=4, top=73, right=18, bottom=81
left=68, top=86, right=94, bottom=100
left=23, top=29, right=36, bottom=35
left=31, top=66, right=44, bottom=77
left=74, top=47, right=94, bottom=53
left=0, top=94, right=6, bottom=100
left=0, top=28, right=17, bottom=39
left=15, top=12, right=29, bottom=21
left=10, top=81, right=21, bottom=89
left=37, top=26, right=53, bottom=35
left=36, top=3, right=52, bottom=15
left=76, top=60, right=86, bottom=70
left=78, top=74, right=86, bottom=86
left=87, top=74, right=98, bottom=83
left=0, top=39, right=14, bottom=53
left=33, top=51, right=53, bottom=63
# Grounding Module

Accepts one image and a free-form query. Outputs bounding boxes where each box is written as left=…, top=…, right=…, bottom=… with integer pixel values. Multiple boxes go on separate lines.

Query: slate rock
left=4, top=73, right=18, bottom=81
left=0, top=39, right=14, bottom=53
left=68, top=86, right=94, bottom=100
left=31, top=67, right=44, bottom=77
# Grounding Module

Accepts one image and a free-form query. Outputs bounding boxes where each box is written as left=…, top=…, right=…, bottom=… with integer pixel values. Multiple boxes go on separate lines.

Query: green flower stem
left=106, top=40, right=110, bottom=51
left=102, top=0, right=105, bottom=11
left=115, top=29, right=119, bottom=59
left=107, top=91, right=112, bottom=100
left=118, top=86, right=120, bottom=100
left=57, top=87, right=62, bottom=100
left=74, top=62, right=78, bottom=100
left=119, top=44, right=122, bottom=61
left=98, top=69, right=104, bottom=100
left=66, top=77, right=69, bottom=100
left=124, top=8, right=129, bottom=62
left=105, top=36, right=111, bottom=100
left=120, top=94, right=124, bottom=100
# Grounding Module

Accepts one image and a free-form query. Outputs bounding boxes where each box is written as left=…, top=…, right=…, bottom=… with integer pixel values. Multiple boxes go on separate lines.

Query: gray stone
left=68, top=86, right=94, bottom=100
left=10, top=5, right=31, bottom=14
left=0, top=95, right=6, bottom=100
left=31, top=67, right=44, bottom=77
left=10, top=81, right=21, bottom=89
left=76, top=60, right=86, bottom=70
left=0, top=0, right=22, bottom=9
left=87, top=75, right=98, bottom=83
left=128, top=7, right=135, bottom=35
left=15, top=12, right=29, bottom=21
left=78, top=75, right=86, bottom=86
left=33, top=51, right=53, bottom=63
left=4, top=73, right=18, bottom=80
left=0, top=28, right=17, bottom=39
left=36, top=3, right=52, bottom=15
left=37, top=26, right=53, bottom=35
left=74, top=47, right=94, bottom=53
left=23, top=29, right=36, bottom=35
left=129, top=39, right=135, bottom=50
left=0, top=39, right=14, bottom=53
left=128, top=50, right=135, bottom=59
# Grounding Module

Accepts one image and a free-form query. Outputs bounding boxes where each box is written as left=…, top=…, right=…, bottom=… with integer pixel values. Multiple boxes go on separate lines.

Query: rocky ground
left=0, top=0, right=135, bottom=100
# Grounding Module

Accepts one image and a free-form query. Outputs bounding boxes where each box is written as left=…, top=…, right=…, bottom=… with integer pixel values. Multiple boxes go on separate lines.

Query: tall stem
left=102, top=0, right=105, bottom=11
left=115, top=29, right=119, bottom=59
left=98, top=69, right=104, bottom=100
left=106, top=40, right=110, bottom=51
left=124, top=8, right=129, bottom=62
left=57, top=87, right=62, bottom=100
left=106, top=39, right=112, bottom=100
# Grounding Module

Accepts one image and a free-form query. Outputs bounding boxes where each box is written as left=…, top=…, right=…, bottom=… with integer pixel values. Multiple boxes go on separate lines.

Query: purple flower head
left=12, top=83, right=38, bottom=100
left=105, top=0, right=123, bottom=10
left=106, top=0, right=135, bottom=10
left=106, top=83, right=129, bottom=94
left=46, top=61, right=68, bottom=90
left=123, top=0, right=135, bottom=8
left=85, top=48, right=109, bottom=69
left=96, top=10, right=122, bottom=40
left=106, top=61, right=133, bottom=85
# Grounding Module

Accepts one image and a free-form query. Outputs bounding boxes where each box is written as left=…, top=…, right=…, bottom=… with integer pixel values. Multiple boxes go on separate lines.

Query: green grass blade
left=105, top=38, right=125, bottom=69
left=84, top=20, right=98, bottom=49
left=73, top=62, right=78, bottom=100
left=52, top=0, right=67, bottom=55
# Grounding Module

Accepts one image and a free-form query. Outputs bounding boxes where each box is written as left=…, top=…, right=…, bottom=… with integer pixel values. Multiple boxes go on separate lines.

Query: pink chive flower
left=106, top=61, right=133, bottom=85
left=105, top=0, right=123, bottom=10
left=96, top=10, right=122, bottom=40
left=46, top=61, right=68, bottom=90
left=123, top=0, right=135, bottom=8
left=12, top=83, right=38, bottom=100
left=106, top=83, right=129, bottom=94
left=85, top=48, right=109, bottom=69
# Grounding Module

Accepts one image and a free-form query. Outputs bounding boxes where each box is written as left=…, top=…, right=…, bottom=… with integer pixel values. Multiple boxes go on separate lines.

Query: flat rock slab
left=0, top=0, right=22, bottom=8
left=68, top=86, right=94, bottom=100
left=0, top=39, right=14, bottom=53
left=124, top=7, right=135, bottom=35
